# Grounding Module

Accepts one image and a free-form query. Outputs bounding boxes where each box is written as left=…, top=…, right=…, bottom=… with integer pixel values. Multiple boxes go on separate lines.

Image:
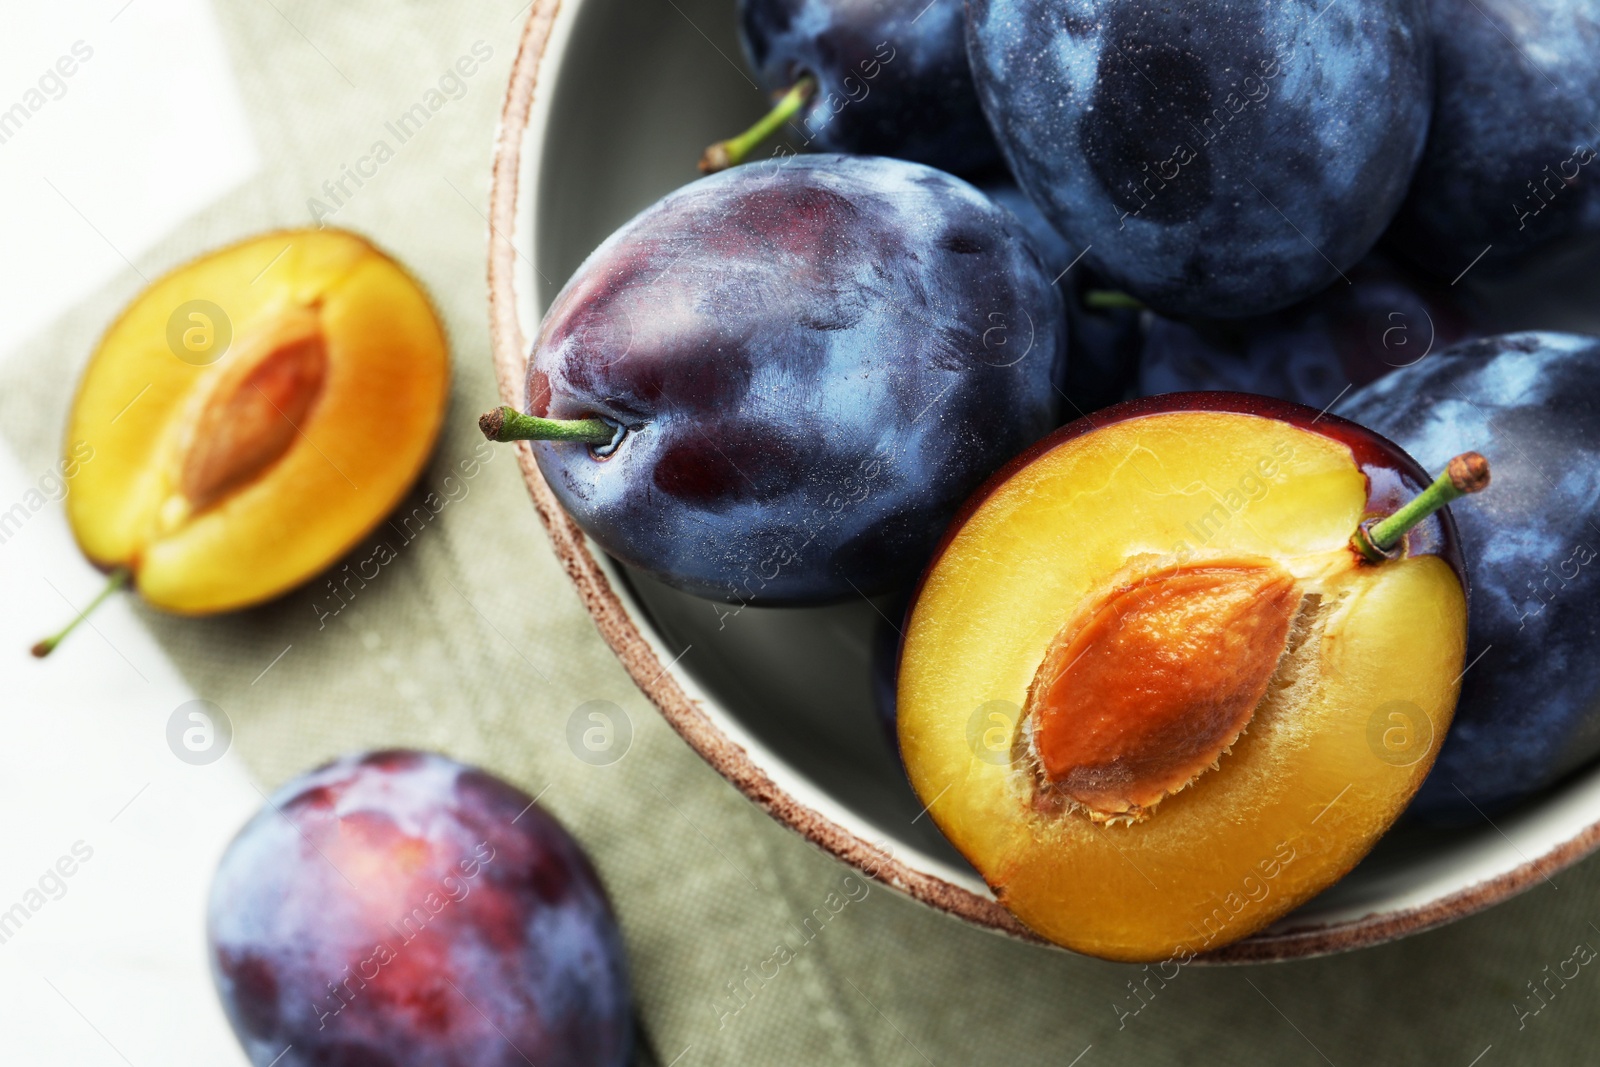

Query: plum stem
left=699, top=76, right=816, bottom=174
left=31, top=567, right=131, bottom=658
left=478, top=405, right=616, bottom=445
left=1352, top=452, right=1490, bottom=563
left=1083, top=290, right=1146, bottom=312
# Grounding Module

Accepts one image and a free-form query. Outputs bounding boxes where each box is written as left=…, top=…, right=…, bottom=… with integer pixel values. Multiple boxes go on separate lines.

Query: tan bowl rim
left=485, top=0, right=1600, bottom=963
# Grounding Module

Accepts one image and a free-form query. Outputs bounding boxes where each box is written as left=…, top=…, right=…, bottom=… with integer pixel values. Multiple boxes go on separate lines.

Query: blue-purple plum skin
left=208, top=751, right=632, bottom=1067
left=978, top=178, right=1143, bottom=413
left=966, top=0, right=1433, bottom=317
left=1060, top=276, right=1144, bottom=415
left=1139, top=259, right=1479, bottom=409
left=977, top=179, right=1075, bottom=279
left=1391, top=0, right=1600, bottom=278
left=739, top=0, right=1000, bottom=173
left=1336, top=334, right=1600, bottom=822
left=527, top=156, right=1064, bottom=604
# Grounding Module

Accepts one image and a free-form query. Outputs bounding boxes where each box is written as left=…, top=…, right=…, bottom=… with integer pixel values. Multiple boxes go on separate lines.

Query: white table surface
left=1, top=2, right=263, bottom=1062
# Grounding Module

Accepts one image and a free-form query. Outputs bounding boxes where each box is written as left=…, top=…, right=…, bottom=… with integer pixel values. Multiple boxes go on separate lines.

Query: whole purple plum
left=208, top=751, right=632, bottom=1067
left=1138, top=259, right=1480, bottom=409
left=735, top=0, right=999, bottom=172
left=1391, top=0, right=1600, bottom=278
left=487, top=155, right=1064, bottom=603
left=966, top=0, right=1433, bottom=317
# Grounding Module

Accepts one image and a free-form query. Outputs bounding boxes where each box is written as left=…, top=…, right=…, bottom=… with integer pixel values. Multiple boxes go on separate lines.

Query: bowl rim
left=485, top=0, right=1600, bottom=963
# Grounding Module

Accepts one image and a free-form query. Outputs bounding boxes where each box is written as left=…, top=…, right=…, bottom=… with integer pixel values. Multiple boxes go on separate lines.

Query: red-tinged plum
left=1337, top=333, right=1600, bottom=821
left=704, top=0, right=999, bottom=173
left=483, top=155, right=1064, bottom=604
left=1391, top=0, right=1600, bottom=278
left=208, top=751, right=631, bottom=1067
left=966, top=0, right=1433, bottom=317
left=1139, top=259, right=1480, bottom=409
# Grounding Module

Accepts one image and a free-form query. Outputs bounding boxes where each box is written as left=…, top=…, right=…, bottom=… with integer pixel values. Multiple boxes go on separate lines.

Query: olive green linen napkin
left=6, top=2, right=1600, bottom=1064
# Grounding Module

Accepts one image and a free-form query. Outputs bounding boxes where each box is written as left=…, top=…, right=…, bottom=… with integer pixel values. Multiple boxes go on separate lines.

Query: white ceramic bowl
left=487, top=0, right=1600, bottom=960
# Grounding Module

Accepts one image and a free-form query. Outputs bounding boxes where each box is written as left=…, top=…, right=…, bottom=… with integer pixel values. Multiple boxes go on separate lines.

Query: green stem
left=1083, top=289, right=1147, bottom=312
left=1352, top=452, right=1490, bottom=563
left=32, top=567, right=131, bottom=658
left=699, top=77, right=816, bottom=174
left=478, top=405, right=616, bottom=445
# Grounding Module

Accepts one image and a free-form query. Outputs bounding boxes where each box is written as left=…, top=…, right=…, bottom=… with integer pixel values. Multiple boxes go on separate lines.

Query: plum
left=966, top=0, right=1434, bottom=317
left=1391, top=0, right=1600, bottom=278
left=1140, top=314, right=1350, bottom=411
left=1138, top=259, right=1480, bottom=409
left=208, top=751, right=632, bottom=1067
left=1336, top=333, right=1600, bottom=821
left=486, top=155, right=1064, bottom=603
left=732, top=0, right=999, bottom=173
left=1060, top=275, right=1143, bottom=415
left=976, top=178, right=1143, bottom=413
left=899, top=390, right=1474, bottom=958
left=976, top=178, right=1075, bottom=278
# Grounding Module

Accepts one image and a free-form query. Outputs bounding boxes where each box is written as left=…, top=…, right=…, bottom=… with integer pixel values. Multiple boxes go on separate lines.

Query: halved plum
left=897, top=394, right=1476, bottom=961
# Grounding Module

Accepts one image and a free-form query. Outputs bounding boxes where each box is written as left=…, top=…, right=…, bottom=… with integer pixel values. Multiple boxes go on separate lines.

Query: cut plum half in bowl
left=897, top=393, right=1486, bottom=962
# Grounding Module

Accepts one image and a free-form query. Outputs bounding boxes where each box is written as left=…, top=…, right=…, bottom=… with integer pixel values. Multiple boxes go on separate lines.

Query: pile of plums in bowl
left=476, top=0, right=1600, bottom=966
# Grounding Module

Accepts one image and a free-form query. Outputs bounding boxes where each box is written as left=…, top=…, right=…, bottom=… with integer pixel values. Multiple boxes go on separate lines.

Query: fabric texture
left=5, top=2, right=1598, bottom=1064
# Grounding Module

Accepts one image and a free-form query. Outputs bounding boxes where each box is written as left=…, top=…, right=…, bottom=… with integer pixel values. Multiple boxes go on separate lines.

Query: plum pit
left=178, top=303, right=328, bottom=515
left=1023, top=559, right=1302, bottom=823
